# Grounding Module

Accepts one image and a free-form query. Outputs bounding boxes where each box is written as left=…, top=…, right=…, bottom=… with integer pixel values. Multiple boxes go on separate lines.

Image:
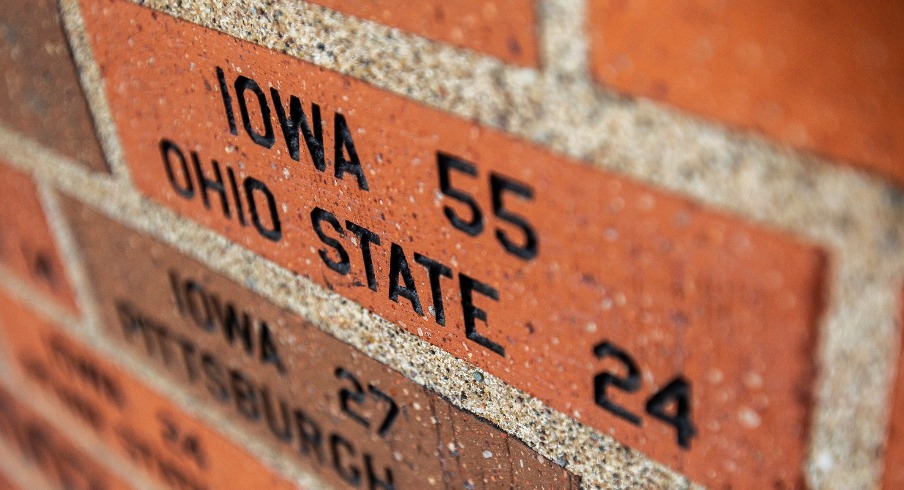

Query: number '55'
left=436, top=152, right=538, bottom=261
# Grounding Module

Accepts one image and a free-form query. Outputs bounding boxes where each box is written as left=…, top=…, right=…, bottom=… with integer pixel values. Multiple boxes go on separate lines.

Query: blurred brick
left=0, top=385, right=131, bottom=490
left=0, top=162, right=77, bottom=313
left=310, top=0, right=538, bottom=66
left=0, top=0, right=107, bottom=171
left=883, top=288, right=904, bottom=488
left=589, top=0, right=904, bottom=185
left=0, top=293, right=299, bottom=490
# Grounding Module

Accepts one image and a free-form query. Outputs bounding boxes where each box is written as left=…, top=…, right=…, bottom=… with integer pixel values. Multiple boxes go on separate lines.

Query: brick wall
left=0, top=0, right=901, bottom=488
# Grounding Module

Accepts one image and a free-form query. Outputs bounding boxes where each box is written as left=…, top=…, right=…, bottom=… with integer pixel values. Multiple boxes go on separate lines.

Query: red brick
left=0, top=294, right=300, bottom=490
left=65, top=196, right=581, bottom=489
left=883, top=288, right=904, bottom=488
left=0, top=471, right=16, bottom=490
left=0, top=162, right=77, bottom=312
left=81, top=1, right=826, bottom=486
left=0, top=385, right=131, bottom=490
left=309, top=0, right=537, bottom=66
left=589, top=0, right=904, bottom=185
left=0, top=0, right=107, bottom=172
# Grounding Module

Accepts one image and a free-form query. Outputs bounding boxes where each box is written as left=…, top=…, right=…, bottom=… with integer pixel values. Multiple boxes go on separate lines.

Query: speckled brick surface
left=0, top=0, right=899, bottom=488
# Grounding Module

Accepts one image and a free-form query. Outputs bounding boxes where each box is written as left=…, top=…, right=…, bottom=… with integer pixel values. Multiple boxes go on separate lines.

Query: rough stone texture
left=0, top=0, right=106, bottom=172
left=0, top=0, right=896, bottom=488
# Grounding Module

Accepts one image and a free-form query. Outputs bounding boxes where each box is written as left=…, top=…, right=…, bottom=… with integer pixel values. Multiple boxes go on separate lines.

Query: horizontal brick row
left=307, top=0, right=904, bottom=186
left=0, top=383, right=131, bottom=490
left=78, top=1, right=826, bottom=486
left=0, top=0, right=900, bottom=488
left=0, top=293, right=301, bottom=490
left=64, top=194, right=581, bottom=489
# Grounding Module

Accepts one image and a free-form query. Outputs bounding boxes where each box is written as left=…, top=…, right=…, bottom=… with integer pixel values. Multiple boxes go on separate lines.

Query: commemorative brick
left=588, top=0, right=904, bottom=186
left=80, top=0, right=827, bottom=486
left=0, top=0, right=107, bottom=172
left=0, top=293, right=299, bottom=490
left=306, top=0, right=537, bottom=66
left=65, top=194, right=581, bottom=489
left=0, top=384, right=131, bottom=490
left=0, top=162, right=77, bottom=312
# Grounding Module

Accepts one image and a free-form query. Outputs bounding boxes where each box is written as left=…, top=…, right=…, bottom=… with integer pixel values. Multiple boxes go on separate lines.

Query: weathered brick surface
left=589, top=0, right=904, bottom=185
left=0, top=0, right=106, bottom=171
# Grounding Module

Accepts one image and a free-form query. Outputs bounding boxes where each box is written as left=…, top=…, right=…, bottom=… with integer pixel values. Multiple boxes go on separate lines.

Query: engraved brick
left=0, top=0, right=107, bottom=172
left=0, top=384, right=130, bottom=490
left=65, top=197, right=581, bottom=489
left=80, top=1, right=827, bottom=485
left=588, top=0, right=904, bottom=185
left=309, top=0, right=537, bottom=66
left=0, top=293, right=299, bottom=490
left=0, top=162, right=76, bottom=312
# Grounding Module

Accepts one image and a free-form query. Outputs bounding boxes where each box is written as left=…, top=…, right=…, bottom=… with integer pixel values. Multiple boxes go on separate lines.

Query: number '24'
left=593, top=340, right=697, bottom=449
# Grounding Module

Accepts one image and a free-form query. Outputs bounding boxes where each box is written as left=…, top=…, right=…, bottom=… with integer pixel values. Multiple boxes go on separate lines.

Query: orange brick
left=0, top=0, right=107, bottom=172
left=81, top=1, right=826, bottom=486
left=0, top=294, right=299, bottom=490
left=884, top=289, right=904, bottom=488
left=0, top=385, right=131, bottom=490
left=309, top=0, right=537, bottom=66
left=0, top=471, right=16, bottom=490
left=65, top=197, right=581, bottom=490
left=589, top=0, right=904, bottom=185
left=0, top=162, right=76, bottom=312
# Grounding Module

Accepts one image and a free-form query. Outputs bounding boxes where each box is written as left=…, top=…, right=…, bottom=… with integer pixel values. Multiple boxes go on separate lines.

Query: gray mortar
left=15, top=0, right=904, bottom=488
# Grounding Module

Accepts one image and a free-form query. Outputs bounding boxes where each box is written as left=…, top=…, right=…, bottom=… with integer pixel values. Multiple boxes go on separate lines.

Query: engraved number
left=436, top=152, right=538, bottom=260
left=592, top=340, right=697, bottom=449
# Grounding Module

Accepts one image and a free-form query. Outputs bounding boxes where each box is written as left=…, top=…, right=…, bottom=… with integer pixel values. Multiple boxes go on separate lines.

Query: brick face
left=65, top=194, right=582, bottom=490
left=589, top=0, right=904, bottom=185
left=0, top=0, right=106, bottom=172
left=0, top=162, right=76, bottom=312
left=309, top=0, right=538, bottom=66
left=0, top=385, right=131, bottom=490
left=883, top=289, right=904, bottom=489
left=79, top=2, right=827, bottom=486
left=0, top=293, right=299, bottom=490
